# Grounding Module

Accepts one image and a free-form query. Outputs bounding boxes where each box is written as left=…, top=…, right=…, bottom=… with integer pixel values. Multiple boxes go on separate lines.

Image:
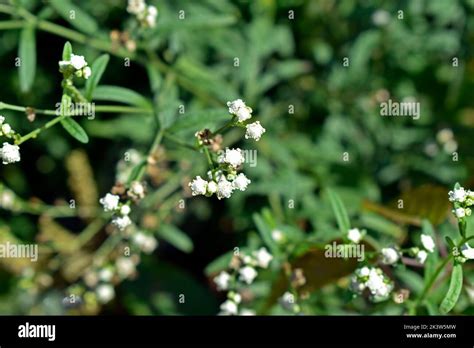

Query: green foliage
left=18, top=25, right=35, bottom=92
left=85, top=54, right=109, bottom=101
left=440, top=263, right=463, bottom=314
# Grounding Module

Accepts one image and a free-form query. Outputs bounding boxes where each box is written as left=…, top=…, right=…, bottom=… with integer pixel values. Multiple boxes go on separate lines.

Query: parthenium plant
left=0, top=0, right=472, bottom=317
left=330, top=183, right=474, bottom=314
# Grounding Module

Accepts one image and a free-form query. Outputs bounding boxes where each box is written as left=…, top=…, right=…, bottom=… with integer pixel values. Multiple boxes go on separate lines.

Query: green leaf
left=62, top=41, right=72, bottom=61
left=439, top=263, right=463, bottom=314
left=92, top=85, right=152, bottom=109
left=156, top=224, right=193, bottom=253
left=421, top=219, right=435, bottom=236
left=49, top=0, right=99, bottom=35
left=204, top=250, right=233, bottom=276
left=85, top=54, right=109, bottom=101
left=60, top=96, right=89, bottom=144
left=327, top=188, right=351, bottom=235
left=18, top=26, right=36, bottom=92
left=252, top=212, right=278, bottom=254
left=168, top=109, right=230, bottom=134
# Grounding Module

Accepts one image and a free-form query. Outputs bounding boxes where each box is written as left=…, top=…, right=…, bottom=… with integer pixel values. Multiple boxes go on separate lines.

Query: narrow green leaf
left=126, top=161, right=146, bottom=185
left=62, top=41, right=72, bottom=61
left=252, top=213, right=278, bottom=254
left=156, top=224, right=193, bottom=253
left=439, top=263, right=463, bottom=314
left=92, top=85, right=152, bottom=109
left=421, top=219, right=435, bottom=236
left=204, top=250, right=234, bottom=276
left=60, top=97, right=89, bottom=145
left=445, top=236, right=455, bottom=249
left=49, top=0, right=99, bottom=35
left=18, top=26, right=36, bottom=92
left=85, top=54, right=109, bottom=100
left=327, top=188, right=351, bottom=235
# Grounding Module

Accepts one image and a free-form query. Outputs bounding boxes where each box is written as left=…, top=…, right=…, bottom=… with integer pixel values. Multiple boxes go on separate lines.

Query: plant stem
left=163, top=132, right=197, bottom=151
left=415, top=236, right=471, bottom=310
left=0, top=101, right=152, bottom=116
left=203, top=146, right=214, bottom=168
left=17, top=115, right=65, bottom=145
left=0, top=19, right=24, bottom=30
left=415, top=255, right=453, bottom=309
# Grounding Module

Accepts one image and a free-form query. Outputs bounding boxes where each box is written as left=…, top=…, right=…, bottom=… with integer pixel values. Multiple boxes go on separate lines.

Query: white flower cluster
left=99, top=181, right=145, bottom=231
left=189, top=155, right=251, bottom=200
left=84, top=258, right=137, bottom=304
left=227, top=99, right=266, bottom=141
left=132, top=231, right=158, bottom=254
left=59, top=53, right=91, bottom=79
left=350, top=266, right=394, bottom=302
left=448, top=185, right=474, bottom=219
left=215, top=247, right=273, bottom=315
left=189, top=100, right=266, bottom=199
left=127, top=0, right=157, bottom=28
left=0, top=116, right=20, bottom=165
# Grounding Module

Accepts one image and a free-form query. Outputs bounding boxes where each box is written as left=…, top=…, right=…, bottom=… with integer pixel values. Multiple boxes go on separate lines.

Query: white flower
left=0, top=115, right=4, bottom=125
left=217, top=177, right=234, bottom=200
left=366, top=268, right=392, bottom=299
left=227, top=99, right=246, bottom=114
left=98, top=268, right=114, bottom=282
left=189, top=176, right=208, bottom=196
left=129, top=181, right=145, bottom=199
left=461, top=243, right=474, bottom=259
left=352, top=267, right=392, bottom=301
left=358, top=266, right=370, bottom=277
left=372, top=10, right=390, bottom=26
left=112, top=215, right=132, bottom=231
left=70, top=54, right=87, bottom=70
left=381, top=247, right=399, bottom=265
left=219, top=148, right=245, bottom=168
left=226, top=99, right=252, bottom=122
left=239, top=266, right=258, bottom=284
left=272, top=229, right=284, bottom=242
left=240, top=309, right=256, bottom=316
left=82, top=66, right=92, bottom=79
left=253, top=247, right=273, bottom=268
left=454, top=207, right=469, bottom=219
left=347, top=228, right=362, bottom=244
left=127, top=0, right=146, bottom=14
left=147, top=5, right=158, bottom=16
left=245, top=121, right=266, bottom=141
left=219, top=300, right=238, bottom=315
left=0, top=143, right=21, bottom=165
left=207, top=181, right=217, bottom=194
left=145, top=6, right=158, bottom=27
left=416, top=250, right=428, bottom=264
left=132, top=232, right=157, bottom=253
left=232, top=173, right=251, bottom=191
left=1, top=124, right=12, bottom=135
left=421, top=234, right=435, bottom=253
left=120, top=205, right=131, bottom=216
left=99, top=193, right=120, bottom=212
left=213, top=271, right=231, bottom=291
left=116, top=257, right=135, bottom=278
left=448, top=187, right=467, bottom=203
left=279, top=291, right=296, bottom=311
left=96, top=284, right=115, bottom=304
